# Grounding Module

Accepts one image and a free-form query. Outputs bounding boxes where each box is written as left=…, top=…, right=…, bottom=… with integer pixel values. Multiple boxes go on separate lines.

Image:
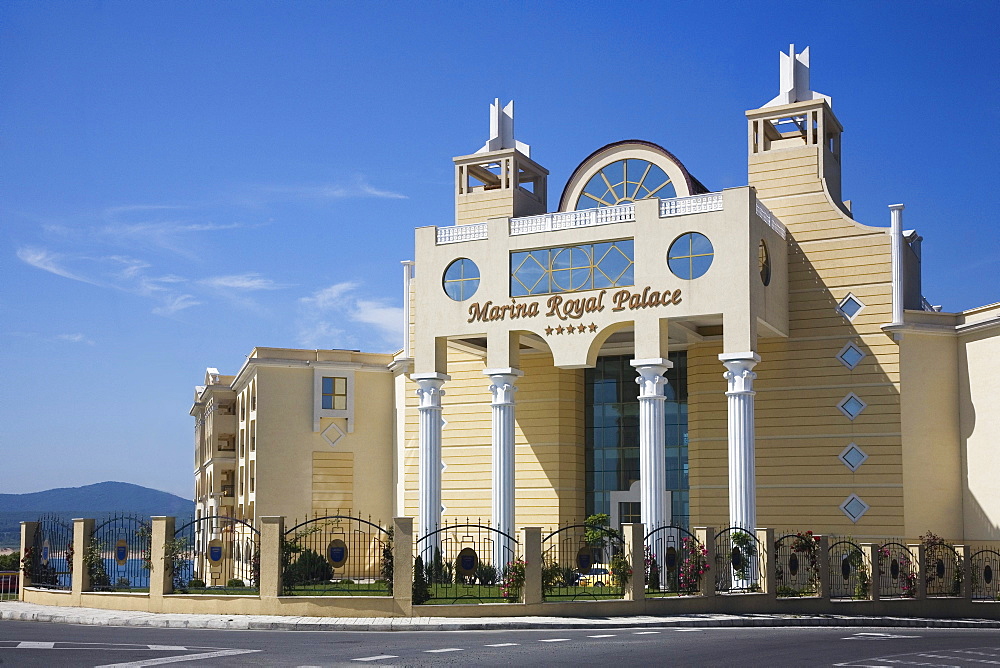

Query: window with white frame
left=839, top=443, right=868, bottom=471
left=837, top=293, right=865, bottom=320
left=313, top=368, right=355, bottom=432
left=837, top=342, right=866, bottom=370
left=322, top=376, right=347, bottom=410
left=838, top=392, right=867, bottom=420
left=840, top=494, right=869, bottom=522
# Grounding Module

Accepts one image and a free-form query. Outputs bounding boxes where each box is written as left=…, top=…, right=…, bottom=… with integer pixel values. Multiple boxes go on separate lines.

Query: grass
left=282, top=582, right=391, bottom=597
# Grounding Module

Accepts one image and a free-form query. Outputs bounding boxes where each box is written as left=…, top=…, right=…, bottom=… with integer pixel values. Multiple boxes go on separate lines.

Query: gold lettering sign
left=467, top=287, right=681, bottom=324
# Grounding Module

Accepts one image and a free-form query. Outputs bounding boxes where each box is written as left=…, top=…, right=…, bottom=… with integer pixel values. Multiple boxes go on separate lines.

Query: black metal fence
left=91, top=514, right=151, bottom=591
left=171, top=516, right=258, bottom=594
left=970, top=547, right=1000, bottom=601
left=924, top=542, right=962, bottom=597
left=414, top=522, right=519, bottom=603
left=282, top=515, right=391, bottom=596
left=829, top=538, right=870, bottom=600
left=714, top=528, right=764, bottom=593
left=541, top=523, right=624, bottom=600
left=644, top=525, right=698, bottom=596
left=30, top=514, right=72, bottom=590
left=876, top=541, right=917, bottom=598
left=773, top=532, right=821, bottom=597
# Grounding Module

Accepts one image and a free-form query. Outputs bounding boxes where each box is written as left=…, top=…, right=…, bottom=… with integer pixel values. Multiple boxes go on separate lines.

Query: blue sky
left=2, top=1, right=997, bottom=499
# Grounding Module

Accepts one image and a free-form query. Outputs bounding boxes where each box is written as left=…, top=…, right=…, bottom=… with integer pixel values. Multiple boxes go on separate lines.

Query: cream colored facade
left=193, top=47, right=1000, bottom=542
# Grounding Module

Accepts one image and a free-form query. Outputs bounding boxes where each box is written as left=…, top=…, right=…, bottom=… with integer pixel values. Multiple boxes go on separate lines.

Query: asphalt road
left=1, top=619, right=999, bottom=666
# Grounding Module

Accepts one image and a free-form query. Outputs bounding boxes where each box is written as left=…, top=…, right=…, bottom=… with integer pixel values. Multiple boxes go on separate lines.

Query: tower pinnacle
left=764, top=45, right=831, bottom=108
left=476, top=98, right=530, bottom=157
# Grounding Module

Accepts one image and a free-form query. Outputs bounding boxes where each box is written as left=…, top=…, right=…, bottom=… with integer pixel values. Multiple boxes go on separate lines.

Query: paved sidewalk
left=2, top=601, right=999, bottom=631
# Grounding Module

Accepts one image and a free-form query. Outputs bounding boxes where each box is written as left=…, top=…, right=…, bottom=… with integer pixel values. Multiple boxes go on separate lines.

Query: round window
left=442, top=258, right=480, bottom=301
left=667, top=232, right=714, bottom=280
left=758, top=239, right=771, bottom=286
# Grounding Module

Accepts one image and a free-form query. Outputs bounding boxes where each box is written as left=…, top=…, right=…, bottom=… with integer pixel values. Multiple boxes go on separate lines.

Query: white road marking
left=352, top=656, right=399, bottom=662
left=485, top=643, right=519, bottom=647
left=95, top=648, right=261, bottom=667
left=587, top=634, right=616, bottom=638
left=675, top=629, right=704, bottom=632
left=425, top=648, right=464, bottom=653
left=539, top=638, right=571, bottom=642
left=17, top=642, right=55, bottom=648
left=634, top=631, right=661, bottom=635
left=147, top=646, right=187, bottom=651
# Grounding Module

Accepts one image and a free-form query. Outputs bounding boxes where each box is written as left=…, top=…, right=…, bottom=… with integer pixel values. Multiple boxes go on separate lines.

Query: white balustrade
left=754, top=200, right=788, bottom=239
left=659, top=193, right=724, bottom=217
left=509, top=204, right=635, bottom=236
left=436, top=222, right=488, bottom=244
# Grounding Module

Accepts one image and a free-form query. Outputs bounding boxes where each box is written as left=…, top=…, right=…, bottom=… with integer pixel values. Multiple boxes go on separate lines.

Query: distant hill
left=0, top=482, right=192, bottom=549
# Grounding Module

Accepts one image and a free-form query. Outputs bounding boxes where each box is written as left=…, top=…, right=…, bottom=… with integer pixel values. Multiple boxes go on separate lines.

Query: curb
left=2, top=604, right=999, bottom=632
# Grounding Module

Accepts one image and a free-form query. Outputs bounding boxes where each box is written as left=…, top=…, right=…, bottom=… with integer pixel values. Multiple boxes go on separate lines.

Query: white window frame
left=837, top=392, right=867, bottom=421
left=837, top=293, right=866, bottom=321
left=840, top=494, right=870, bottom=523
left=836, top=342, right=866, bottom=370
left=838, top=443, right=868, bottom=472
left=313, top=367, right=355, bottom=433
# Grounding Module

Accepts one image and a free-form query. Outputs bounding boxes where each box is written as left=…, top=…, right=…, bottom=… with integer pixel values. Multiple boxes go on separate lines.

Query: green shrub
left=226, top=578, right=245, bottom=587
left=284, top=549, right=332, bottom=588
left=0, top=552, right=19, bottom=571
left=412, top=556, right=430, bottom=605
left=188, top=578, right=206, bottom=588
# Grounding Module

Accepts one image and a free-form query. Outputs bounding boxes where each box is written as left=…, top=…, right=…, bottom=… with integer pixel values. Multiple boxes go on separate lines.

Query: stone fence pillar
left=149, top=516, right=175, bottom=609
left=259, top=516, right=283, bottom=599
left=623, top=523, right=645, bottom=602
left=862, top=543, right=879, bottom=601
left=696, top=527, right=715, bottom=597
left=817, top=535, right=831, bottom=599
left=393, top=517, right=413, bottom=615
left=71, top=518, right=95, bottom=600
left=909, top=543, right=926, bottom=600
left=520, top=527, right=542, bottom=605
left=756, top=528, right=774, bottom=599
left=19, top=521, right=37, bottom=598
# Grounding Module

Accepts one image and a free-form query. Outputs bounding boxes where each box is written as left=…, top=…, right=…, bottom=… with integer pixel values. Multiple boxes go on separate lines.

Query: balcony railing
left=509, top=203, right=635, bottom=236
left=755, top=200, right=787, bottom=239
left=436, top=222, right=488, bottom=244
left=659, top=192, right=723, bottom=217
left=435, top=192, right=737, bottom=244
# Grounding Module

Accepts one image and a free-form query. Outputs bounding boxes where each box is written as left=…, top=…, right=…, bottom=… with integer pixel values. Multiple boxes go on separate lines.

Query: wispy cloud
left=297, top=282, right=403, bottom=351
left=264, top=177, right=407, bottom=202
left=56, top=333, right=95, bottom=345
left=200, top=273, right=285, bottom=291
left=16, top=247, right=101, bottom=285
left=153, top=294, right=201, bottom=316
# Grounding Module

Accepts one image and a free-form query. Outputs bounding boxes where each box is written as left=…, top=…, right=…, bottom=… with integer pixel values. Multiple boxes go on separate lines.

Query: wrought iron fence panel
left=773, top=532, right=821, bottom=598
left=540, top=523, right=625, bottom=600
left=415, top=522, right=519, bottom=603
left=171, top=516, right=259, bottom=594
left=91, top=514, right=151, bottom=592
left=829, top=539, right=870, bottom=599
left=714, top=527, right=764, bottom=593
left=643, top=525, right=699, bottom=596
left=877, top=541, right=917, bottom=598
left=924, top=542, right=962, bottom=597
left=30, top=514, right=72, bottom=590
left=971, top=547, right=1000, bottom=601
left=282, top=515, right=392, bottom=596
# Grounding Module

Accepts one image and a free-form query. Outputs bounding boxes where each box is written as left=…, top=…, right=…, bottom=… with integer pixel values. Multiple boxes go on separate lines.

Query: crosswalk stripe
left=17, top=642, right=55, bottom=648
left=485, top=643, right=519, bottom=647
left=539, top=638, right=570, bottom=642
left=352, top=656, right=399, bottom=662
left=587, top=634, right=616, bottom=638
left=425, top=648, right=463, bottom=653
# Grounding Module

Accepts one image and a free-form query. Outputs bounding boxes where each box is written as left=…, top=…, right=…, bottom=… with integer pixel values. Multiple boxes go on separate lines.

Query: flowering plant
left=878, top=546, right=917, bottom=598
left=609, top=551, right=632, bottom=590
left=502, top=558, right=525, bottom=603
left=678, top=536, right=709, bottom=594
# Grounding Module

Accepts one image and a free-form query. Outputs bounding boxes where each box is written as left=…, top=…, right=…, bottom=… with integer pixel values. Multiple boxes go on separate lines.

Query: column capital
left=411, top=373, right=450, bottom=408
left=486, top=368, right=522, bottom=405
left=631, top=358, right=671, bottom=399
left=720, top=353, right=759, bottom=394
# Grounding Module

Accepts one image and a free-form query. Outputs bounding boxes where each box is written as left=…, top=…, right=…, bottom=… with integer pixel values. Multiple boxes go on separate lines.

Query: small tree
left=412, top=555, right=430, bottom=604
left=380, top=527, right=394, bottom=594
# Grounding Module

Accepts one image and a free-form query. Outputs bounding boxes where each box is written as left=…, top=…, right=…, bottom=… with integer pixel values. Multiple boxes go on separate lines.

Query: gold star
left=577, top=324, right=586, bottom=333
left=545, top=326, right=553, bottom=336
left=589, top=323, right=598, bottom=332
left=565, top=325, right=574, bottom=334
left=555, top=325, right=565, bottom=334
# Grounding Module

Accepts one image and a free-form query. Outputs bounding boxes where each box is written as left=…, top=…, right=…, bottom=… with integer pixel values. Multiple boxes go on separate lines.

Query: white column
left=889, top=204, right=905, bottom=326
left=485, top=367, right=522, bottom=570
left=631, top=358, right=672, bottom=535
left=412, top=372, right=449, bottom=561
left=719, top=353, right=760, bottom=533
